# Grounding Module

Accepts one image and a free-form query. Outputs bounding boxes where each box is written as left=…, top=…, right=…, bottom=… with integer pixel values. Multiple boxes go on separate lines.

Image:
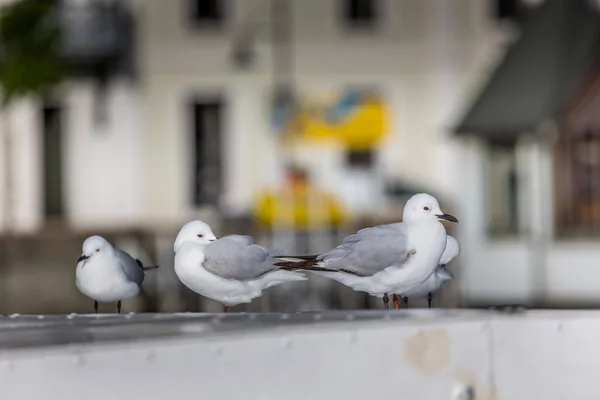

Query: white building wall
left=64, top=81, right=143, bottom=230
left=459, top=134, right=600, bottom=305
left=0, top=100, right=44, bottom=234
left=0, top=0, right=508, bottom=233
left=0, top=0, right=144, bottom=233
left=457, top=139, right=534, bottom=304
left=0, top=80, right=143, bottom=234
left=141, top=0, right=503, bottom=223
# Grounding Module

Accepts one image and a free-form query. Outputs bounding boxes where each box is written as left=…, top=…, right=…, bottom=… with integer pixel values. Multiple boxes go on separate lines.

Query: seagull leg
left=392, top=294, right=399, bottom=310
left=117, top=301, right=122, bottom=314
left=427, top=293, right=432, bottom=309
left=223, top=305, right=229, bottom=313
left=403, top=297, right=408, bottom=307
left=383, top=293, right=389, bottom=310
left=94, top=301, right=99, bottom=313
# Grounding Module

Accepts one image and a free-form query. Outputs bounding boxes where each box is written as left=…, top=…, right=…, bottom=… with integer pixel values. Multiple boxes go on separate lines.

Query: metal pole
left=270, top=0, right=295, bottom=249
left=0, top=109, right=12, bottom=313
left=271, top=0, right=294, bottom=96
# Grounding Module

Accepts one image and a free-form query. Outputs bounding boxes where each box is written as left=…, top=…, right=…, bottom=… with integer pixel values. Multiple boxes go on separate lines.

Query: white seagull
left=274, top=193, right=458, bottom=309
left=75, top=235, right=159, bottom=313
left=397, top=235, right=461, bottom=309
left=173, top=220, right=308, bottom=312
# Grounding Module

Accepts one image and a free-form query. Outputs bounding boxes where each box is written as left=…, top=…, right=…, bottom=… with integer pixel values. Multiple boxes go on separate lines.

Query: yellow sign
left=254, top=187, right=348, bottom=229
left=273, top=89, right=390, bottom=150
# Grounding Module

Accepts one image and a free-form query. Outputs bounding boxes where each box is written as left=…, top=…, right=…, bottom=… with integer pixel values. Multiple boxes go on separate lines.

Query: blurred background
left=0, top=0, right=596, bottom=314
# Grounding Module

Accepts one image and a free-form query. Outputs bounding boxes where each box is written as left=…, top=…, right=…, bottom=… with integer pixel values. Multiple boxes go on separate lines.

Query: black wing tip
left=273, top=254, right=320, bottom=261
left=274, top=260, right=346, bottom=275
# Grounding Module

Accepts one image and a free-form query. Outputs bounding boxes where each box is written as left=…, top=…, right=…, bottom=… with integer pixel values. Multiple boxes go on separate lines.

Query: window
left=190, top=98, right=224, bottom=206
left=341, top=0, right=379, bottom=30
left=493, top=0, right=539, bottom=23
left=345, top=149, right=375, bottom=168
left=42, top=103, right=65, bottom=219
left=189, top=0, right=225, bottom=28
left=554, top=131, right=600, bottom=236
left=494, top=0, right=519, bottom=20
left=485, top=142, right=520, bottom=235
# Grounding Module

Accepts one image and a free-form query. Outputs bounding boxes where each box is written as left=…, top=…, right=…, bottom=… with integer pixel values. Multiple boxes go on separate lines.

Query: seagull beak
left=77, top=254, right=90, bottom=263
left=437, top=213, right=458, bottom=223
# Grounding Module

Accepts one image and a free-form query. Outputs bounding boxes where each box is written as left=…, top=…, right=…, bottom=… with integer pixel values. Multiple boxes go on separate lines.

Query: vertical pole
left=0, top=109, right=11, bottom=313
left=269, top=0, right=296, bottom=311
left=271, top=0, right=294, bottom=93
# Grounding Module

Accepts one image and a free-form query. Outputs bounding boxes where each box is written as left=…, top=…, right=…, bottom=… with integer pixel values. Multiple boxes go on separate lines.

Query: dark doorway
left=190, top=98, right=223, bottom=206
left=42, top=104, right=64, bottom=218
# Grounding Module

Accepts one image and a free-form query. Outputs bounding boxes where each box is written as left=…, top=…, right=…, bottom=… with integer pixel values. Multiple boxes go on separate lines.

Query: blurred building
left=455, top=0, right=600, bottom=307
left=0, top=0, right=528, bottom=312
left=0, top=0, right=513, bottom=234
left=140, top=0, right=512, bottom=229
left=0, top=0, right=139, bottom=234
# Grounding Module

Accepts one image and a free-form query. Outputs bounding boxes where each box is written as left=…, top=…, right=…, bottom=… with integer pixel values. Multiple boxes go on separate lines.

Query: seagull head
left=78, top=235, right=112, bottom=263
left=402, top=193, right=458, bottom=224
left=174, top=220, right=218, bottom=252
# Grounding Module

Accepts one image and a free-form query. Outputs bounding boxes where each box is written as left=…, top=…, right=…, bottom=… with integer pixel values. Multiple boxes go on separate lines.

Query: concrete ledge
left=0, top=310, right=596, bottom=399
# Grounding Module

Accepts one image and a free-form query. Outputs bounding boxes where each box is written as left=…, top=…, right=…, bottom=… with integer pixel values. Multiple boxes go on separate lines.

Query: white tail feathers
left=260, top=270, right=308, bottom=289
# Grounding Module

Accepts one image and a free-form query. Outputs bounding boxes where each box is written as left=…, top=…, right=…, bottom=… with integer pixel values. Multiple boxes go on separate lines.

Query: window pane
left=555, top=132, right=600, bottom=236
left=190, top=0, right=224, bottom=27
left=191, top=100, right=223, bottom=206
left=486, top=143, right=519, bottom=235
left=346, top=149, right=375, bottom=168
left=342, top=0, right=378, bottom=29
left=494, top=0, right=519, bottom=20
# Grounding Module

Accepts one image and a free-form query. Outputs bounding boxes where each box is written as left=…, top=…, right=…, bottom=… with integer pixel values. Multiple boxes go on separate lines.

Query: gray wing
left=202, top=236, right=278, bottom=281
left=222, top=234, right=254, bottom=245
left=116, top=249, right=144, bottom=286
left=318, top=223, right=411, bottom=276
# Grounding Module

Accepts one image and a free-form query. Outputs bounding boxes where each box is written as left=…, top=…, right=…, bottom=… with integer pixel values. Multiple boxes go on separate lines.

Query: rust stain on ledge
left=402, top=328, right=450, bottom=374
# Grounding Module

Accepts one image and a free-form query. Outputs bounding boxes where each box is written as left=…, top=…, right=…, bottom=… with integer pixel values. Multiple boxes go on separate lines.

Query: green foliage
left=0, top=0, right=66, bottom=107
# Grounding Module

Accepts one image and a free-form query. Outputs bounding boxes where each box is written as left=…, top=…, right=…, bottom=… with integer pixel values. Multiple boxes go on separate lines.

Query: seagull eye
left=423, top=206, right=430, bottom=211
left=96, top=248, right=100, bottom=252
left=197, top=234, right=204, bottom=238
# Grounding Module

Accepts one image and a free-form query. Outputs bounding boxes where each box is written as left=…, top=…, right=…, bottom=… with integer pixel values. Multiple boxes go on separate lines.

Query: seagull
left=173, top=220, right=308, bottom=312
left=75, top=235, right=159, bottom=313
left=398, top=235, right=460, bottom=308
left=274, top=193, right=458, bottom=309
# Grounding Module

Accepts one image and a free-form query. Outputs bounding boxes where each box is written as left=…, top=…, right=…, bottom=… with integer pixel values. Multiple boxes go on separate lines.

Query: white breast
left=76, top=256, right=139, bottom=302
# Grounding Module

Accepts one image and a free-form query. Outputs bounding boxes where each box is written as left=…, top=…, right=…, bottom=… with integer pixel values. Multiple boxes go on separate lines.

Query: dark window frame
left=339, top=0, right=381, bottom=32
left=186, top=0, right=229, bottom=32
left=187, top=93, right=225, bottom=207
left=492, top=0, right=534, bottom=24
left=41, top=99, right=66, bottom=219
left=345, top=148, right=376, bottom=168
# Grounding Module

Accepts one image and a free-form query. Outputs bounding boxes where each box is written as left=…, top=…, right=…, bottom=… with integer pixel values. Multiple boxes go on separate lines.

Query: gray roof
left=454, top=0, right=600, bottom=139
